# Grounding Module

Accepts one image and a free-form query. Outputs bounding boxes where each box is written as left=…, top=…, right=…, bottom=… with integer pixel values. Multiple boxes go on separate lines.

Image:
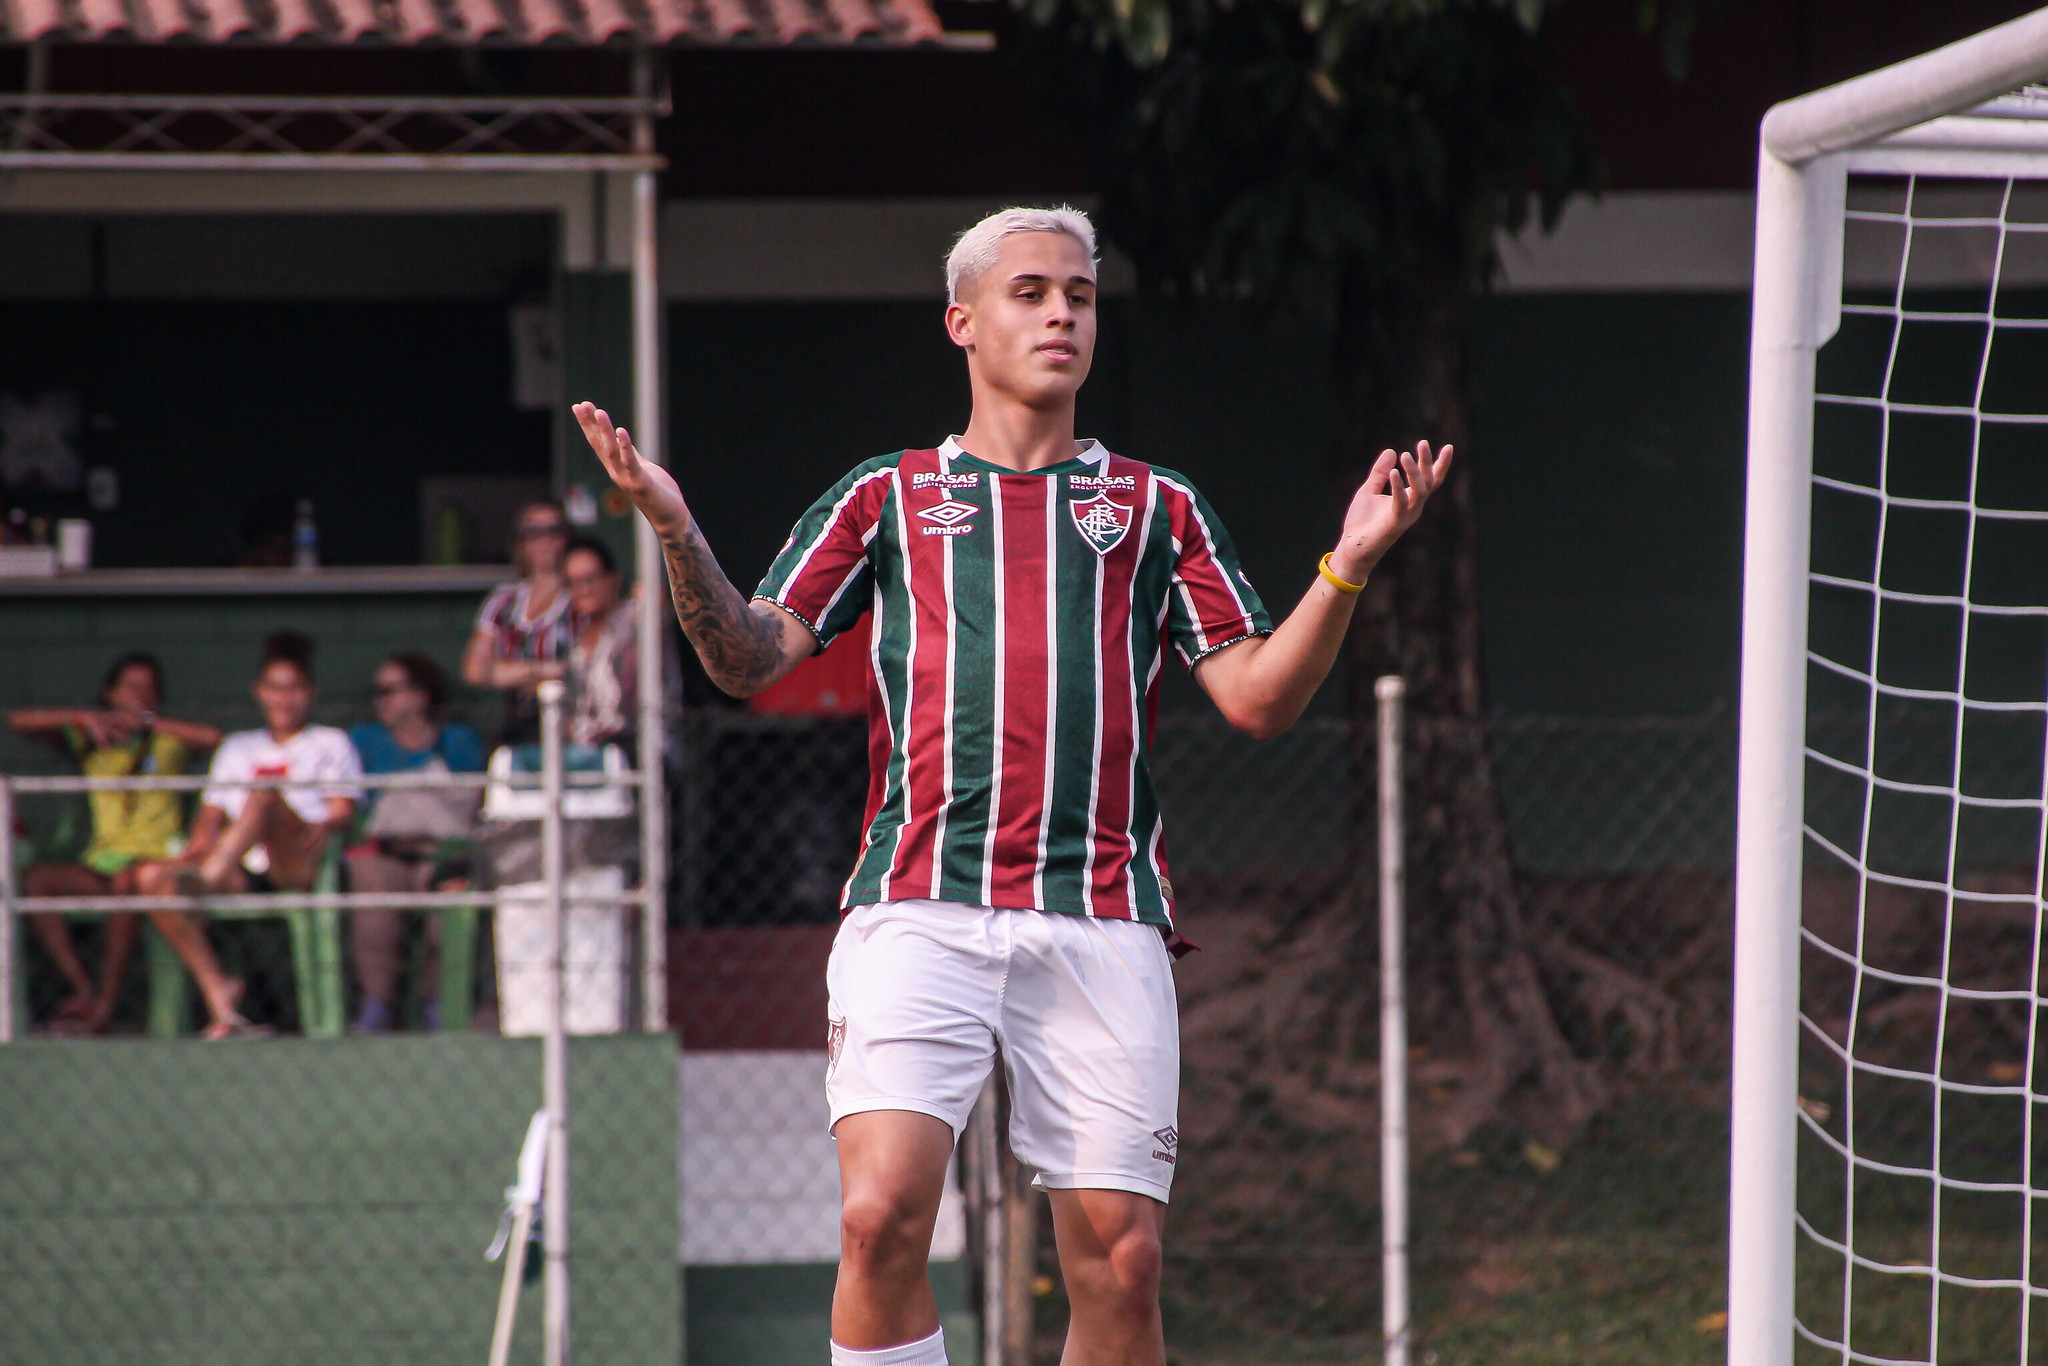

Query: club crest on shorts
left=1070, top=493, right=1133, bottom=555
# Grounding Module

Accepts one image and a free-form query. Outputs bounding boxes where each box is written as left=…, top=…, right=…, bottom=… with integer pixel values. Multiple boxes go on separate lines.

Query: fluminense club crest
left=1070, top=492, right=1133, bottom=555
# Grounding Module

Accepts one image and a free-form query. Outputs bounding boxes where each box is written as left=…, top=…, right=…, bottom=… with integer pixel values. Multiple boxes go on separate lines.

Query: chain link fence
left=659, top=708, right=1746, bottom=1364
left=15, top=703, right=2015, bottom=1364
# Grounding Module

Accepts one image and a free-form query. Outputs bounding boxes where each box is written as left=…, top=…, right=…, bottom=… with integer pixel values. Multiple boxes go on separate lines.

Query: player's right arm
left=573, top=402, right=812, bottom=698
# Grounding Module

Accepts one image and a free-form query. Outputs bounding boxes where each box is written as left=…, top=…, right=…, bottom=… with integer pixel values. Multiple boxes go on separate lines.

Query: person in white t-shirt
left=136, top=631, right=362, bottom=1039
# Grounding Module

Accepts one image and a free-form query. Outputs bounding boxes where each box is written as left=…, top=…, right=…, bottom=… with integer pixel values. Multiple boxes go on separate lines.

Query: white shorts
left=825, top=898, right=1182, bottom=1203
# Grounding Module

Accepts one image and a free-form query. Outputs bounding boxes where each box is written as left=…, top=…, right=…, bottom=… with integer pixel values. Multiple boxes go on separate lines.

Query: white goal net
left=1735, top=18, right=2048, bottom=1366
left=1795, top=169, right=2048, bottom=1365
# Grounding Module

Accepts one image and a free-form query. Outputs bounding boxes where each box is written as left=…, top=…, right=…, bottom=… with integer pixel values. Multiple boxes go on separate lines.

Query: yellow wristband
left=1319, top=552, right=1366, bottom=594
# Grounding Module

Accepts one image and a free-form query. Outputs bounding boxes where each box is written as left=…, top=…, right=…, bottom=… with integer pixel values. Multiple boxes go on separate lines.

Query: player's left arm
left=1192, top=441, right=1452, bottom=740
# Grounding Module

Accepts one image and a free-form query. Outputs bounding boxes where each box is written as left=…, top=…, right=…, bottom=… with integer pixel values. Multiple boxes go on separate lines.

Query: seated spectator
left=563, top=536, right=680, bottom=753
left=463, top=498, right=573, bottom=745
left=135, top=631, right=360, bottom=1039
left=346, top=653, right=484, bottom=1034
left=7, top=653, right=221, bottom=1034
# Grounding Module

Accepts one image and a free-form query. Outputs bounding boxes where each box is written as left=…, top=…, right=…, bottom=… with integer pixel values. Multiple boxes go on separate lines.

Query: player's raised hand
left=573, top=401, right=691, bottom=535
left=1330, top=440, right=1453, bottom=584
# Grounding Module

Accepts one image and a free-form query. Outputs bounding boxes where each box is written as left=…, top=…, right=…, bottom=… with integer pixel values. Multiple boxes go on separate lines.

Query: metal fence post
left=629, top=44, right=669, bottom=1036
left=1, top=777, right=15, bottom=1044
left=1375, top=676, right=1410, bottom=1366
left=969, top=1081, right=1005, bottom=1366
left=540, top=679, right=572, bottom=1366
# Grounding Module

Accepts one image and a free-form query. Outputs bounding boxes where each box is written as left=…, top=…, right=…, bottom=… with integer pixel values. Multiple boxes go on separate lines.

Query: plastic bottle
left=293, top=498, right=319, bottom=570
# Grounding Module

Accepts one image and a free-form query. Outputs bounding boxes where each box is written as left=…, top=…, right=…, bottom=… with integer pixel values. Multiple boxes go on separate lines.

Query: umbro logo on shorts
left=827, top=1016, right=847, bottom=1072
left=917, top=500, right=979, bottom=536
left=1151, top=1126, right=1178, bottom=1165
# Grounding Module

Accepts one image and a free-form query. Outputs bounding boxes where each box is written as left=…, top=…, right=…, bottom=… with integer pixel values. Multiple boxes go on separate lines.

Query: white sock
left=829, top=1326, right=947, bottom=1366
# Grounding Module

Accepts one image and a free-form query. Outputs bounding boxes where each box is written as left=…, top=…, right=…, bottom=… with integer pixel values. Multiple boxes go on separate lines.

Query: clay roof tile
left=1, top=0, right=958, bottom=42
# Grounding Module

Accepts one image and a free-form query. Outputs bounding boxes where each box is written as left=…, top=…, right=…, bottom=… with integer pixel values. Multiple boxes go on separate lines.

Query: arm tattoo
left=661, top=520, right=788, bottom=696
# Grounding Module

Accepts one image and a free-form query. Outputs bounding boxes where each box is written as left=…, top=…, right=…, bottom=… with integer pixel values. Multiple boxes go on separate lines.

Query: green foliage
left=1008, top=0, right=1601, bottom=327
left=1637, top=0, right=1719, bottom=80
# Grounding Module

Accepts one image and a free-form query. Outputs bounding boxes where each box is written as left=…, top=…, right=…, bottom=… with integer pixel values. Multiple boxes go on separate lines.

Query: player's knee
left=1102, top=1224, right=1162, bottom=1304
left=1068, top=1219, right=1161, bottom=1313
left=838, top=1189, right=931, bottom=1268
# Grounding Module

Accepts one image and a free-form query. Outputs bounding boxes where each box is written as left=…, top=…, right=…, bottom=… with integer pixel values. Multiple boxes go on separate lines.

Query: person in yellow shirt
left=8, top=653, right=220, bottom=1033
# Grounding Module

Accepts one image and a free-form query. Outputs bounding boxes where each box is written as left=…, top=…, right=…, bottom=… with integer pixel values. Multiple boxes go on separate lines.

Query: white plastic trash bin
left=495, top=865, right=630, bottom=1036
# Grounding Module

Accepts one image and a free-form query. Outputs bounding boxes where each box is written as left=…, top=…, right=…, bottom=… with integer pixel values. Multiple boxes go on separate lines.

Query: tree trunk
left=1332, top=259, right=1611, bottom=1150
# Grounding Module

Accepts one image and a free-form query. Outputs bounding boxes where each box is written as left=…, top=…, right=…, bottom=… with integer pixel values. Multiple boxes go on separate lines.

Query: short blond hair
left=945, top=205, right=1099, bottom=304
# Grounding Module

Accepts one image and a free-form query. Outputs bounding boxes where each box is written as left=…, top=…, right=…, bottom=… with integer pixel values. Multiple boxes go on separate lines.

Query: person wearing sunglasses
left=345, top=653, right=484, bottom=1033
left=462, top=497, right=574, bottom=745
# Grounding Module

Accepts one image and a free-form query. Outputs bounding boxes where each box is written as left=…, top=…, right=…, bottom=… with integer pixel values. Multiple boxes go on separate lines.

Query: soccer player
left=574, top=205, right=1449, bottom=1366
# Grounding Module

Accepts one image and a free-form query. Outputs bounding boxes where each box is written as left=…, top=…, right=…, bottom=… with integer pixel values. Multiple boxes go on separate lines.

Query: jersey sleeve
left=1155, top=470, right=1274, bottom=667
left=752, top=455, right=898, bottom=651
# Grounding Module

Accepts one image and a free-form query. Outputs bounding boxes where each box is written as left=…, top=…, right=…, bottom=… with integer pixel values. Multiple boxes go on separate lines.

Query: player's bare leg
left=832, top=1109, right=957, bottom=1350
left=1048, top=1188, right=1167, bottom=1366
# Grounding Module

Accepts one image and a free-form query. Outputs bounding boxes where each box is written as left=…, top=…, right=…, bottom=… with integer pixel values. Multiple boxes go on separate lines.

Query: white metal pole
left=629, top=46, right=669, bottom=1037
left=487, top=1204, right=536, bottom=1366
left=1374, top=676, right=1409, bottom=1366
left=969, top=1082, right=1005, bottom=1366
left=1728, top=147, right=1835, bottom=1366
left=540, top=679, right=572, bottom=1366
left=0, top=778, right=15, bottom=1044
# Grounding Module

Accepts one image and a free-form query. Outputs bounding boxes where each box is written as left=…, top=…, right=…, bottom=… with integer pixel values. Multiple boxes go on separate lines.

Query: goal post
left=1735, top=10, right=2048, bottom=1366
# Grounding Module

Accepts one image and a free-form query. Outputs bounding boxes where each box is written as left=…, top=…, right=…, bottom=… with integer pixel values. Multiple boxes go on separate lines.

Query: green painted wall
left=561, top=271, right=642, bottom=585
left=686, top=1262, right=977, bottom=1366
left=666, top=293, right=1755, bottom=721
left=0, top=1034, right=680, bottom=1366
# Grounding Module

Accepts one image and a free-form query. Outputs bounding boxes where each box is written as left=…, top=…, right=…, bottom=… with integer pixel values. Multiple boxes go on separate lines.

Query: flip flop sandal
left=203, top=1014, right=277, bottom=1041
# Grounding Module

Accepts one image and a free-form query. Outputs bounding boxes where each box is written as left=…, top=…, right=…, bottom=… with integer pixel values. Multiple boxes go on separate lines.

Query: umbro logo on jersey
left=917, top=500, right=979, bottom=536
left=1151, top=1126, right=1178, bottom=1164
left=1071, top=493, right=1133, bottom=554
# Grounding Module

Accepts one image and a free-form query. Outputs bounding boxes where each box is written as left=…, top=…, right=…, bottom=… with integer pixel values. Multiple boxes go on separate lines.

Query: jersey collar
left=938, top=435, right=1108, bottom=474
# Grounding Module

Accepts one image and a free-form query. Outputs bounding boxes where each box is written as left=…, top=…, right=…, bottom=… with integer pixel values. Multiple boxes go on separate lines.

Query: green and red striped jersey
left=754, top=437, right=1271, bottom=927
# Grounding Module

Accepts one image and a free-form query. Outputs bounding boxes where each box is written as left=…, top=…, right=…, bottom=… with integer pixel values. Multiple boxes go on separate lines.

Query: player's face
left=254, top=661, right=313, bottom=736
left=948, top=232, right=1097, bottom=407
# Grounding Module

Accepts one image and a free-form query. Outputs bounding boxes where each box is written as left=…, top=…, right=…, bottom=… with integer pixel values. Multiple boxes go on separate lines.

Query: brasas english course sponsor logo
left=1068, top=473, right=1137, bottom=491
left=912, top=471, right=981, bottom=489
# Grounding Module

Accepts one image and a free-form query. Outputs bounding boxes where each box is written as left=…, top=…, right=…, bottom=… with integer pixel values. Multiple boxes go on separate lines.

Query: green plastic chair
left=144, top=838, right=346, bottom=1038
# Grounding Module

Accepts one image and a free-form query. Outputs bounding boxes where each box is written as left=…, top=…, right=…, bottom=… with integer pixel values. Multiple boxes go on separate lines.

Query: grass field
left=1143, top=1088, right=1735, bottom=1366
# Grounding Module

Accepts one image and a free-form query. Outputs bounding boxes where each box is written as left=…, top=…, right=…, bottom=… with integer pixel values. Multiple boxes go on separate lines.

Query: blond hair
left=944, top=205, right=1099, bottom=304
